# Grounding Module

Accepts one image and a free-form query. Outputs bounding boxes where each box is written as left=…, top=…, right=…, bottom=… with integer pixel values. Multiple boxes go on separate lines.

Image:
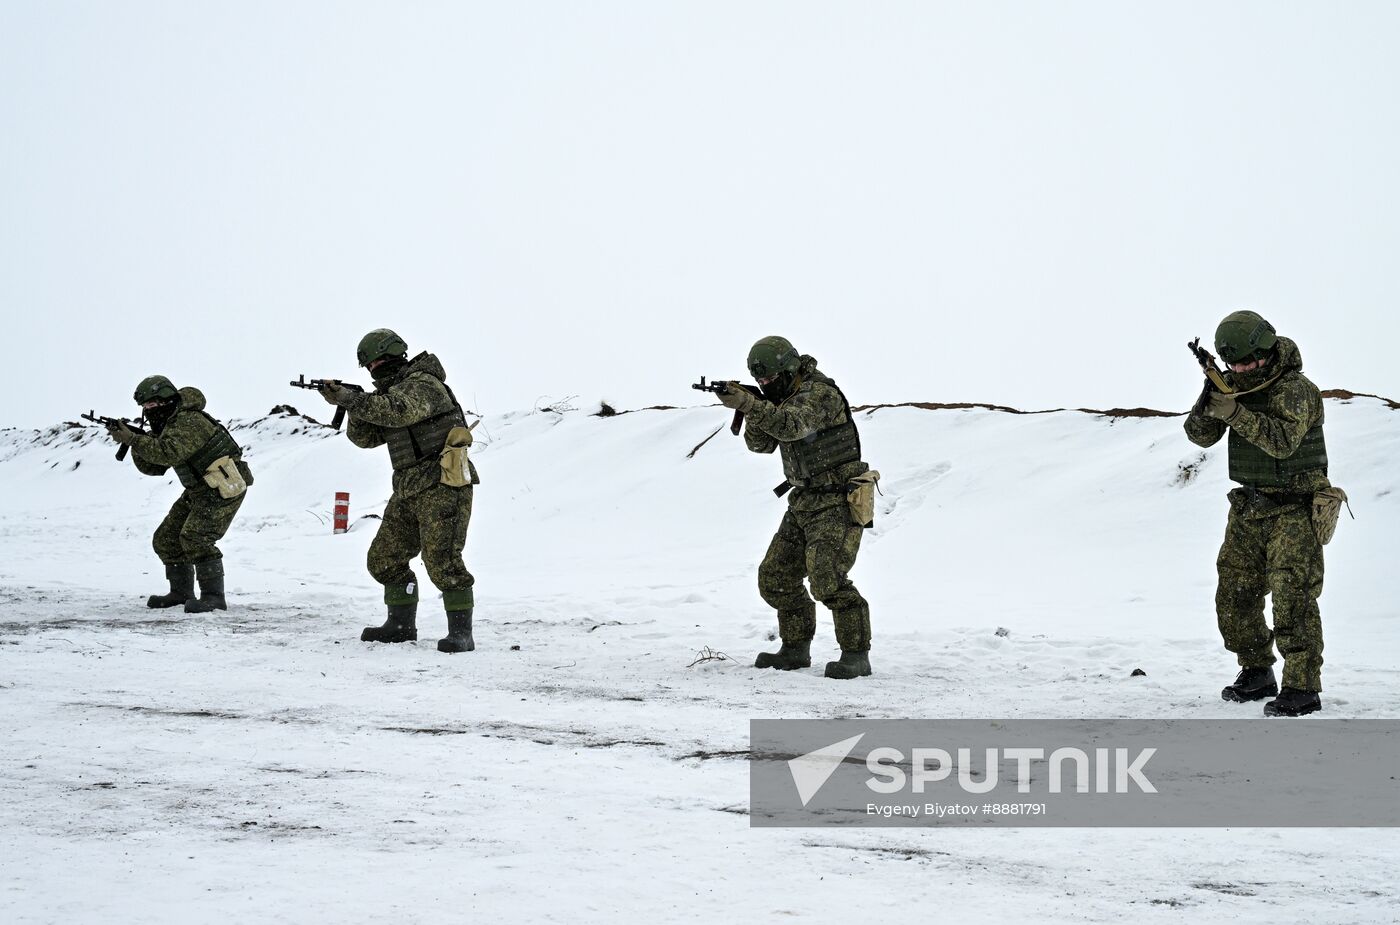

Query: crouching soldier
left=716, top=336, right=879, bottom=680
left=319, top=329, right=479, bottom=653
left=1185, top=311, right=1343, bottom=716
left=106, top=376, right=252, bottom=612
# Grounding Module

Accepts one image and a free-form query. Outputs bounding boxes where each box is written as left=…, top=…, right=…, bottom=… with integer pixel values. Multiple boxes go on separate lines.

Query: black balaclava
left=144, top=398, right=180, bottom=434
left=370, top=354, right=409, bottom=384
left=760, top=370, right=799, bottom=403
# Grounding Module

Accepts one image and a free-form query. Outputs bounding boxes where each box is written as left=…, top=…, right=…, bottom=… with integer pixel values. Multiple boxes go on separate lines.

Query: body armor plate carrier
left=386, top=386, right=468, bottom=472
left=778, top=378, right=862, bottom=486
left=1227, top=391, right=1328, bottom=489
left=173, top=413, right=243, bottom=490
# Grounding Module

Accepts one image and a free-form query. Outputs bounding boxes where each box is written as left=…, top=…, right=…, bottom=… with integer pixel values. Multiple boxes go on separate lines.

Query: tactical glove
left=319, top=382, right=354, bottom=407
left=106, top=421, right=138, bottom=446
left=1205, top=390, right=1241, bottom=423
left=1191, top=381, right=1213, bottom=416
left=717, top=383, right=757, bottom=413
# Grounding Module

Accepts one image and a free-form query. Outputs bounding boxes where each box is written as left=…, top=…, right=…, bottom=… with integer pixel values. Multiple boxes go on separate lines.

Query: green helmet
left=133, top=375, right=178, bottom=404
left=747, top=335, right=801, bottom=381
left=1214, top=311, right=1277, bottom=364
left=357, top=328, right=409, bottom=367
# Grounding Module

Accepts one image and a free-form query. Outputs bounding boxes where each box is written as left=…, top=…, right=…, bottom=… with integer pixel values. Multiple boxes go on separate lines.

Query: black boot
left=437, top=608, right=475, bottom=653
left=1264, top=687, right=1322, bottom=717
left=824, top=650, right=872, bottom=679
left=184, top=560, right=227, bottom=613
left=1221, top=666, right=1278, bottom=703
left=755, top=639, right=811, bottom=670
left=362, top=603, right=417, bottom=643
left=147, top=563, right=194, bottom=609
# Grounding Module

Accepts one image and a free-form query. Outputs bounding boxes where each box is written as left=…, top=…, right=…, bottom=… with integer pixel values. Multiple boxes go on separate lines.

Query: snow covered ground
left=2, top=394, right=1397, bottom=923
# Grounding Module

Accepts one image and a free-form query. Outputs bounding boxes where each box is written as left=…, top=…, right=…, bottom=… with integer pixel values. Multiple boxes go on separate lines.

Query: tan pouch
left=1311, top=486, right=1349, bottom=546
left=846, top=470, right=881, bottom=528
left=439, top=425, right=475, bottom=487
left=202, top=456, right=247, bottom=500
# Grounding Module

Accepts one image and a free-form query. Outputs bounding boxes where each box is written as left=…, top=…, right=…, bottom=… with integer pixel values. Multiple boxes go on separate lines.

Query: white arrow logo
left=788, top=733, right=866, bottom=807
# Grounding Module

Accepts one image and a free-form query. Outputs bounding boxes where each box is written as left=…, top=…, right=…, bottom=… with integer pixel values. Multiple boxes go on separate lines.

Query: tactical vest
left=173, top=413, right=242, bottom=490
left=1227, top=388, right=1327, bottom=489
left=778, top=378, right=863, bottom=486
left=386, top=383, right=467, bottom=472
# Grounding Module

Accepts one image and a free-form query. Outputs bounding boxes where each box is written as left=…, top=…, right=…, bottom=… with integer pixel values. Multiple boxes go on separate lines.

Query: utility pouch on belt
left=439, top=425, right=476, bottom=487
left=846, top=470, right=881, bottom=529
left=1311, top=486, right=1350, bottom=546
left=202, top=456, right=247, bottom=500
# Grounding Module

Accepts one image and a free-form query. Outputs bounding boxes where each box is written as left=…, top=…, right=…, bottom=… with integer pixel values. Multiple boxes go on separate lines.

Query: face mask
left=1229, top=353, right=1276, bottom=390
left=370, top=356, right=408, bottom=383
left=144, top=400, right=178, bottom=433
left=760, top=371, right=796, bottom=402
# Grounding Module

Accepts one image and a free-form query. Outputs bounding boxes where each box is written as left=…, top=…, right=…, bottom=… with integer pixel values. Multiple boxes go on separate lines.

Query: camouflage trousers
left=758, top=499, right=870, bottom=651
left=152, top=488, right=246, bottom=565
left=368, top=483, right=475, bottom=610
left=1215, top=489, right=1325, bottom=691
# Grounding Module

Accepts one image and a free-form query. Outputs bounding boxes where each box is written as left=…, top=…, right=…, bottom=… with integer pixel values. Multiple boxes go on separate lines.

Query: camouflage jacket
left=744, top=355, right=869, bottom=511
left=345, top=352, right=474, bottom=497
left=130, top=387, right=253, bottom=498
left=1184, top=336, right=1330, bottom=493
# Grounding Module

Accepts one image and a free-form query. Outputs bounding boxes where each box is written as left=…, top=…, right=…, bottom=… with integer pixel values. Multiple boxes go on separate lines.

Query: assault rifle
left=81, top=410, right=146, bottom=461
left=1187, top=338, right=1235, bottom=395
left=693, top=376, right=764, bottom=435
left=290, top=375, right=365, bottom=430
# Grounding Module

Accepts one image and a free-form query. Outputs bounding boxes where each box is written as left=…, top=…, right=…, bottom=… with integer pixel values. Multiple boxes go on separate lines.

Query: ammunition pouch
left=202, top=455, right=248, bottom=500
left=846, top=470, right=881, bottom=528
left=439, top=425, right=479, bottom=488
left=1311, top=486, right=1349, bottom=546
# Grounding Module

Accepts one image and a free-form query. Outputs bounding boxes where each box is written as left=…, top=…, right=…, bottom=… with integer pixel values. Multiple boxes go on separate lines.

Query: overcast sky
left=3, top=1, right=1397, bottom=428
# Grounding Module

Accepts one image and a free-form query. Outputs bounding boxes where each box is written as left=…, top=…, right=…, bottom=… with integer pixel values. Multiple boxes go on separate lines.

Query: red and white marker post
left=333, top=492, right=350, bottom=534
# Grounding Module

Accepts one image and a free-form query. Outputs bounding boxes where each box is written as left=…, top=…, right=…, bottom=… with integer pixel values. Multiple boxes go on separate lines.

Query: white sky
left=3, top=1, right=1398, bottom=428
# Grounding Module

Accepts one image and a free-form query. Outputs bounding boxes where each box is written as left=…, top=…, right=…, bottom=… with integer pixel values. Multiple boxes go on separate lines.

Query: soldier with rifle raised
left=95, top=376, right=252, bottom=612
left=1185, top=311, right=1347, bottom=716
left=317, top=329, right=480, bottom=653
left=706, top=336, right=880, bottom=679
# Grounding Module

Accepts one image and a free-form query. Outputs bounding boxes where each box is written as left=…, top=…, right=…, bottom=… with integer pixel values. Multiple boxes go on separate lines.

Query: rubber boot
left=824, top=650, right=872, bottom=679
left=1264, top=687, right=1322, bottom=717
left=184, top=559, right=227, bottom=613
left=754, top=639, right=811, bottom=670
left=1221, top=666, right=1278, bottom=703
left=437, top=608, right=475, bottom=653
left=362, top=603, right=418, bottom=643
left=148, top=563, right=194, bottom=609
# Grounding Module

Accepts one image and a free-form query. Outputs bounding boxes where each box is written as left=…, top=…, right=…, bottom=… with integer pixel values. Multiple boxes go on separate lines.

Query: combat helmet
left=133, top=375, right=178, bottom=404
left=357, top=328, right=409, bottom=367
left=747, top=335, right=803, bottom=401
left=1215, top=311, right=1277, bottom=365
left=747, top=336, right=801, bottom=381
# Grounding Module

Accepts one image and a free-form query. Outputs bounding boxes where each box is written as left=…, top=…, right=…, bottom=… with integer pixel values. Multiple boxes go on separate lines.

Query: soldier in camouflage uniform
left=106, top=376, right=252, bottom=613
left=1184, top=311, right=1331, bottom=716
left=320, top=329, right=479, bottom=653
left=717, top=336, right=874, bottom=679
